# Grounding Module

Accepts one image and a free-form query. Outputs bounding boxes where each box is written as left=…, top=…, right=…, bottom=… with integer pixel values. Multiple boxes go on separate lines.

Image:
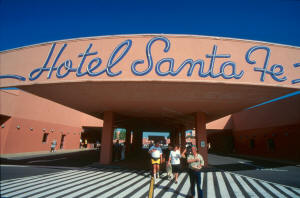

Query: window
left=42, top=133, right=49, bottom=143
left=267, top=138, right=275, bottom=151
left=250, top=139, right=255, bottom=149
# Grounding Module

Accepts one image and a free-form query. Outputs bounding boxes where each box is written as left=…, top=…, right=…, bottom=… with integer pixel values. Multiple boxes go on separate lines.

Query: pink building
left=207, top=92, right=300, bottom=162
left=1, top=34, right=299, bottom=164
left=0, top=89, right=102, bottom=154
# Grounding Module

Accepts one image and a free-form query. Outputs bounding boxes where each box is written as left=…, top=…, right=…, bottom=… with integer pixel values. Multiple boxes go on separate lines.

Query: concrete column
left=132, top=129, right=142, bottom=152
left=180, top=126, right=186, bottom=149
left=170, top=131, right=176, bottom=145
left=136, top=130, right=143, bottom=149
left=195, top=112, right=208, bottom=166
left=100, top=111, right=114, bottom=164
left=132, top=129, right=138, bottom=146
left=175, top=128, right=180, bottom=146
left=125, top=128, right=131, bottom=155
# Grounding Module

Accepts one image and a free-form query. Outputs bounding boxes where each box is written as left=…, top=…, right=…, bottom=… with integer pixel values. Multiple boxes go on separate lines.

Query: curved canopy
left=1, top=34, right=299, bottom=129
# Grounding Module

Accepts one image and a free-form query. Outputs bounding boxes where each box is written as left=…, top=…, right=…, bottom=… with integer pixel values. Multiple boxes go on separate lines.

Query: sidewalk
left=0, top=148, right=96, bottom=160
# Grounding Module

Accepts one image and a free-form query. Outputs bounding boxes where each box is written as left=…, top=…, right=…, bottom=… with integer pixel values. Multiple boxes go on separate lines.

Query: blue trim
left=0, top=87, right=19, bottom=90
left=247, top=91, right=300, bottom=110
left=0, top=75, right=26, bottom=81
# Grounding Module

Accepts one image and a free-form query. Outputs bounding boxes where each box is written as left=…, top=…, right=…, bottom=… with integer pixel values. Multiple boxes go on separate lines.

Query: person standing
left=165, top=144, right=173, bottom=180
left=121, top=143, right=126, bottom=160
left=113, top=140, right=121, bottom=162
left=50, top=140, right=57, bottom=152
left=84, top=139, right=88, bottom=148
left=187, top=146, right=204, bottom=198
left=168, top=144, right=181, bottom=184
left=148, top=141, right=163, bottom=179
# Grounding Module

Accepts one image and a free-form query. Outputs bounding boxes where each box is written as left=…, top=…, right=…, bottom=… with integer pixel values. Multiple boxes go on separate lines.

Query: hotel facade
left=1, top=34, right=299, bottom=164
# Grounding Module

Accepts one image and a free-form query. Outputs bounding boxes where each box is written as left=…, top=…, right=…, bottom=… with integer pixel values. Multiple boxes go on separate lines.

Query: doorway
left=60, top=135, right=66, bottom=149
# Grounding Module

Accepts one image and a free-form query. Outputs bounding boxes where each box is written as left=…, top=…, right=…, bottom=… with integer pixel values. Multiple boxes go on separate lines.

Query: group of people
left=148, top=141, right=204, bottom=198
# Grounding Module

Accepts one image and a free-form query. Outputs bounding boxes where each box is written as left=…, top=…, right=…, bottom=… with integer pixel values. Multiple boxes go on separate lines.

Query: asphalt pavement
left=1, top=149, right=300, bottom=197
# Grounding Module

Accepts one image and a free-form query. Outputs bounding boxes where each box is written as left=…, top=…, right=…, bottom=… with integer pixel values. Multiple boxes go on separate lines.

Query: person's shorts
left=171, top=164, right=180, bottom=173
left=151, top=158, right=160, bottom=165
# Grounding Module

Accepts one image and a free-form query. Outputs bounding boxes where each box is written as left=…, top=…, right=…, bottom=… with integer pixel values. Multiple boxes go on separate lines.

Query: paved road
left=208, top=154, right=300, bottom=188
left=1, top=165, right=300, bottom=198
left=1, top=150, right=300, bottom=197
left=0, top=149, right=99, bottom=168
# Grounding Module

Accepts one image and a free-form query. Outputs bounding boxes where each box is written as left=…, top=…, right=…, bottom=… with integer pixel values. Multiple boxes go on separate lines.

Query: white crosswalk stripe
left=1, top=170, right=95, bottom=196
left=224, top=172, right=245, bottom=198
left=246, top=177, right=273, bottom=198
left=207, top=172, right=216, bottom=198
left=276, top=185, right=300, bottom=198
left=234, top=174, right=258, bottom=197
left=216, top=172, right=230, bottom=198
left=1, top=168, right=300, bottom=198
left=27, top=170, right=117, bottom=198
left=259, top=180, right=288, bottom=198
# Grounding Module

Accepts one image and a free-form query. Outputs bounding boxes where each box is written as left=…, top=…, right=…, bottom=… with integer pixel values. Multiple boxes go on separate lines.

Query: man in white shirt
left=168, top=144, right=181, bottom=183
left=148, top=141, right=163, bottom=179
left=187, top=146, right=204, bottom=198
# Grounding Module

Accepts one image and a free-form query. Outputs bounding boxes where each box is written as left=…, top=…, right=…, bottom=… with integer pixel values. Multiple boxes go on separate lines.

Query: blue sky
left=1, top=0, right=300, bottom=51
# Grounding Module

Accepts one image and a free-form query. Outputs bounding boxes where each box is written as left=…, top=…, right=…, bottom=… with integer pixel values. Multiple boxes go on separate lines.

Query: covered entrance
left=1, top=34, right=299, bottom=166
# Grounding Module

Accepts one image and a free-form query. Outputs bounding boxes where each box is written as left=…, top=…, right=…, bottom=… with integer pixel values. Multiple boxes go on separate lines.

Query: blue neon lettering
left=291, top=63, right=300, bottom=84
left=220, top=61, right=244, bottom=79
left=174, top=59, right=205, bottom=77
left=46, top=43, right=67, bottom=79
left=29, top=43, right=57, bottom=81
left=107, top=40, right=132, bottom=77
left=77, top=44, right=98, bottom=77
left=245, top=46, right=287, bottom=82
left=56, top=60, right=75, bottom=78
left=205, top=45, right=231, bottom=78
left=1, top=37, right=297, bottom=86
left=131, top=37, right=170, bottom=76
left=155, top=58, right=174, bottom=76
left=87, top=57, right=104, bottom=77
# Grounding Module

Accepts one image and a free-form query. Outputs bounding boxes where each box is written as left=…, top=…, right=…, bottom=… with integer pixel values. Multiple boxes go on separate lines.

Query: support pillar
left=175, top=128, right=180, bottom=146
left=195, top=112, right=208, bottom=166
left=132, top=129, right=143, bottom=152
left=125, top=128, right=131, bottom=155
left=180, top=126, right=186, bottom=149
left=136, top=130, right=143, bottom=149
left=100, top=111, right=114, bottom=164
left=170, top=131, right=176, bottom=145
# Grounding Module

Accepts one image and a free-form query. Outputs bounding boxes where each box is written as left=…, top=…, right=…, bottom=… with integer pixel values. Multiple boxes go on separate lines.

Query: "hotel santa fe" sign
left=1, top=36, right=299, bottom=85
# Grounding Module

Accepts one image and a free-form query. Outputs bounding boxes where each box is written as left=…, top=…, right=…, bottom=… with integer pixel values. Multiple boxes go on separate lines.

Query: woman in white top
left=168, top=144, right=181, bottom=183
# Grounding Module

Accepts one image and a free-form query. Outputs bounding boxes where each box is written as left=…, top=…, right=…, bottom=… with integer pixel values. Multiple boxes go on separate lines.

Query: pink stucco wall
left=206, top=93, right=300, bottom=161
left=207, top=93, right=300, bottom=131
left=0, top=89, right=102, bottom=127
left=0, top=89, right=102, bottom=154
left=232, top=94, right=300, bottom=131
left=1, top=117, right=81, bottom=154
